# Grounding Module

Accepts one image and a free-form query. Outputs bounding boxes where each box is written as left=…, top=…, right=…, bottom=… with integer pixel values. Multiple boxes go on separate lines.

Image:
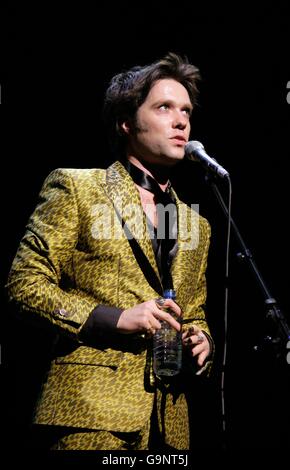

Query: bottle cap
left=163, top=289, right=176, bottom=300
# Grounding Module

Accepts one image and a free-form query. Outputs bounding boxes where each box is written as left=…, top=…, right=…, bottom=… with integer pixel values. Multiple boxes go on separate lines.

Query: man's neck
left=127, top=156, right=170, bottom=192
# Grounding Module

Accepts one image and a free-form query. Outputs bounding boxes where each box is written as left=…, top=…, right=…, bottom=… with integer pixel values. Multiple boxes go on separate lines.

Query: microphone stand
left=206, top=174, right=290, bottom=361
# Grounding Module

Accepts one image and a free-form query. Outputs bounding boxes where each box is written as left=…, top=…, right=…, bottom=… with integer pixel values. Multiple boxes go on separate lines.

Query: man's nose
left=172, top=110, right=187, bottom=129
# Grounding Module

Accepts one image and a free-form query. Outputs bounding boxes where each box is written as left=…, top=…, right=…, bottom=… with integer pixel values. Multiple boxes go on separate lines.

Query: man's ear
left=120, top=120, right=131, bottom=135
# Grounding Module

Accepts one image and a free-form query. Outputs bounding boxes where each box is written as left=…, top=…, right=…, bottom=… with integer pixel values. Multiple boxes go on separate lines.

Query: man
left=7, top=52, right=213, bottom=450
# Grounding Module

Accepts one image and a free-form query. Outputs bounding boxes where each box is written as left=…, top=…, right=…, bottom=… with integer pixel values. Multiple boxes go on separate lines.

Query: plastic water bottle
left=153, top=289, right=182, bottom=377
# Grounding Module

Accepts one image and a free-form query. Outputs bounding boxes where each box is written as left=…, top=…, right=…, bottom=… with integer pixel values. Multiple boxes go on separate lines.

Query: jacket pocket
left=55, top=345, right=124, bottom=368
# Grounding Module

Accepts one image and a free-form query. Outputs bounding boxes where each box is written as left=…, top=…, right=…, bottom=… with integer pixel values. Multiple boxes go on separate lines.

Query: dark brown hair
left=103, top=52, right=200, bottom=154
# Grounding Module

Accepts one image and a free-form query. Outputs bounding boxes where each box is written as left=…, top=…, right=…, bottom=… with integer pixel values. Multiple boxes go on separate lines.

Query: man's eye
left=159, top=104, right=169, bottom=110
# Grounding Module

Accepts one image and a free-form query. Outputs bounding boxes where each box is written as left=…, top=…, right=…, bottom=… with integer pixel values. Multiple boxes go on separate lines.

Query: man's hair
left=103, top=52, right=200, bottom=154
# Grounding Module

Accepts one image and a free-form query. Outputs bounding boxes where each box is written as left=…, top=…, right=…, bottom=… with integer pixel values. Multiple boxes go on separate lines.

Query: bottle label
left=153, top=299, right=182, bottom=377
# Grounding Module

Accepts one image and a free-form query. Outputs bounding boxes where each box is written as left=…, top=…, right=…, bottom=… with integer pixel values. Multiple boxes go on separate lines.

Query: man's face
left=123, top=78, right=193, bottom=167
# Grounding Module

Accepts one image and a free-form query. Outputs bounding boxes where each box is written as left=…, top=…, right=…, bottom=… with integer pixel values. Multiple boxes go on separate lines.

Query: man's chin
left=161, top=152, right=185, bottom=166
left=139, top=152, right=184, bottom=168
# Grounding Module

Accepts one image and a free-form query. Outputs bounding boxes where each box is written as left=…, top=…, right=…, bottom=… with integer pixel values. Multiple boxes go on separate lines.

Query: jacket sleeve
left=6, top=169, right=100, bottom=339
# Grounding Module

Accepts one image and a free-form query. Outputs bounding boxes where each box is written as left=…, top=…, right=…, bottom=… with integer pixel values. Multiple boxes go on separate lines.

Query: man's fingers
left=197, top=350, right=208, bottom=367
left=189, top=342, right=205, bottom=357
left=146, top=316, right=161, bottom=331
left=183, top=332, right=205, bottom=345
left=162, top=299, right=181, bottom=317
left=153, top=306, right=181, bottom=331
left=182, top=325, right=202, bottom=339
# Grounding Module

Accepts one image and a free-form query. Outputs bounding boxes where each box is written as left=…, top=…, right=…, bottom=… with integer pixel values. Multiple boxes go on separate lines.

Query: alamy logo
left=90, top=201, right=200, bottom=250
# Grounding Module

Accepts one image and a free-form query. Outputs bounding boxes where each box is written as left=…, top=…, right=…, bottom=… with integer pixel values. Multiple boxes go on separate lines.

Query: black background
left=1, top=2, right=290, bottom=458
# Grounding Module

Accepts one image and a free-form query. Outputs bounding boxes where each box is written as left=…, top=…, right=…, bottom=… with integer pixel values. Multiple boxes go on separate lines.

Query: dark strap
left=115, top=209, right=163, bottom=296
left=121, top=160, right=177, bottom=291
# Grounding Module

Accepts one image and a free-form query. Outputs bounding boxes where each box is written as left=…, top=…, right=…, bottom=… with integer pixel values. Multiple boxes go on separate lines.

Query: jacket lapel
left=104, top=161, right=161, bottom=283
left=104, top=161, right=200, bottom=299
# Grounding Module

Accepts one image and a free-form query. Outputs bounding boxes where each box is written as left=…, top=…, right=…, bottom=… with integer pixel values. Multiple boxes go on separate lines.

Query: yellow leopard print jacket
left=7, top=160, right=212, bottom=448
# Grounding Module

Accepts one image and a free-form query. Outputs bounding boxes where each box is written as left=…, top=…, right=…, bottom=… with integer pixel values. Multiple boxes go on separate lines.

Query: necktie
left=122, top=160, right=177, bottom=290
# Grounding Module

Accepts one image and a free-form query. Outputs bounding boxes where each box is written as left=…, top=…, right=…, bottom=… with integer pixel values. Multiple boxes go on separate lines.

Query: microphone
left=185, top=140, right=229, bottom=179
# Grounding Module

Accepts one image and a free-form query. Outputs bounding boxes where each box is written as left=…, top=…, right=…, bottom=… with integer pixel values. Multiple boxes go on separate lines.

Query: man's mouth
left=170, top=136, right=187, bottom=144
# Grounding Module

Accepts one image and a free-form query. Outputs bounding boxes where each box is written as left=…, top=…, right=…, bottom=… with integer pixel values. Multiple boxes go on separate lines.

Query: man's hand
left=117, top=299, right=181, bottom=335
left=182, top=326, right=210, bottom=366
